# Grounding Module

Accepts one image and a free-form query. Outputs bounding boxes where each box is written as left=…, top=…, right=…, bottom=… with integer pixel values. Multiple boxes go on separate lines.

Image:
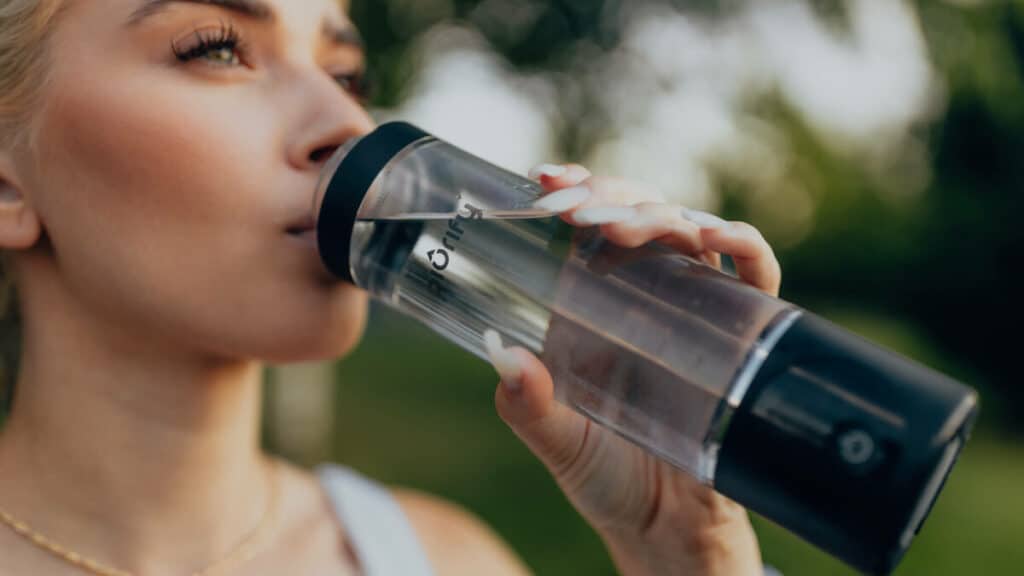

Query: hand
left=485, top=163, right=781, bottom=576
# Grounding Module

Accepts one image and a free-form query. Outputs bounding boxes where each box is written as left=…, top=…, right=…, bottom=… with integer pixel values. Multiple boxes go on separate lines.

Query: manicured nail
left=483, top=329, right=522, bottom=392
left=573, top=206, right=638, bottom=225
left=531, top=185, right=592, bottom=212
left=528, top=163, right=568, bottom=180
left=681, top=208, right=727, bottom=229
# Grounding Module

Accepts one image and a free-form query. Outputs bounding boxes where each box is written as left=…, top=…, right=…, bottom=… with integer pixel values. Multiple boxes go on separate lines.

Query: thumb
left=484, top=329, right=591, bottom=481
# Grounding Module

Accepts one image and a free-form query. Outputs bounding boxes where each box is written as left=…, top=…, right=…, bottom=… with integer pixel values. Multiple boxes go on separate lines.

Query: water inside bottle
left=350, top=210, right=790, bottom=480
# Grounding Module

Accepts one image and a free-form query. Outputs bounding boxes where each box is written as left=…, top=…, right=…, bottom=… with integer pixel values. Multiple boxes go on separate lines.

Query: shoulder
left=389, top=487, right=532, bottom=576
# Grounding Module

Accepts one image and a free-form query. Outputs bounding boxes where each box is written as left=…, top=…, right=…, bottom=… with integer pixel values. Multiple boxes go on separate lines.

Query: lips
left=286, top=215, right=317, bottom=236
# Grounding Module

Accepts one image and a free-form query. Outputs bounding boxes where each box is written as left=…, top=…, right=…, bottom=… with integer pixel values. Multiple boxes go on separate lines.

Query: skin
left=0, top=0, right=780, bottom=574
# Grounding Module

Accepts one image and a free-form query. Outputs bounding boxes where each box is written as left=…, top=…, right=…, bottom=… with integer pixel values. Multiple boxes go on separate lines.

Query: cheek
left=36, top=77, right=271, bottom=235
left=29, top=67, right=362, bottom=360
left=33, top=74, right=267, bottom=290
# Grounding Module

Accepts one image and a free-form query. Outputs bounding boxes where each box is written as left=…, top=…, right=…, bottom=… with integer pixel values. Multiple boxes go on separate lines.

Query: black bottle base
left=714, top=313, right=978, bottom=575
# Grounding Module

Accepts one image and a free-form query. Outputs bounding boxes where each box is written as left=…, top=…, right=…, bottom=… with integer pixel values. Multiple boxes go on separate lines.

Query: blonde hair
left=0, top=0, right=64, bottom=417
left=1, top=0, right=64, bottom=149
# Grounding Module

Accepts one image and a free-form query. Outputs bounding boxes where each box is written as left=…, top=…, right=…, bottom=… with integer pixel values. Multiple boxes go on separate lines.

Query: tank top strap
left=314, top=463, right=435, bottom=576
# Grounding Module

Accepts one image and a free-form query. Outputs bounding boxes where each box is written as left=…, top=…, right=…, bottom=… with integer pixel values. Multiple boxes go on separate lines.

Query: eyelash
left=172, top=22, right=245, bottom=65
left=171, top=22, right=371, bottom=102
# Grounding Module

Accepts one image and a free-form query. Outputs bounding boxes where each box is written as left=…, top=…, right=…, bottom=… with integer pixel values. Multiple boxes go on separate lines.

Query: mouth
left=286, top=215, right=317, bottom=237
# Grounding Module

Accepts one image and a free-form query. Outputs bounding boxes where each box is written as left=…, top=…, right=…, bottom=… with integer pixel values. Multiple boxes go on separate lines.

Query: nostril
left=309, top=145, right=339, bottom=165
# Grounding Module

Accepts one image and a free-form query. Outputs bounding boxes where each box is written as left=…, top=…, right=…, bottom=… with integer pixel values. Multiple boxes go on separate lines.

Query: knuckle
left=552, top=424, right=593, bottom=479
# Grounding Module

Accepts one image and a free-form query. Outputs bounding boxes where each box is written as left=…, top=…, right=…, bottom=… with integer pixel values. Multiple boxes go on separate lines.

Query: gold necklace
left=0, top=458, right=281, bottom=576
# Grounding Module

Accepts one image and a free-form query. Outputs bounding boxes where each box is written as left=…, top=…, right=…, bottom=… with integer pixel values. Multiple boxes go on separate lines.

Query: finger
left=568, top=203, right=723, bottom=270
left=576, top=177, right=666, bottom=207
left=543, top=178, right=667, bottom=226
left=529, top=175, right=666, bottom=224
left=483, top=329, right=591, bottom=480
left=528, top=164, right=594, bottom=215
left=699, top=220, right=782, bottom=296
left=528, top=163, right=592, bottom=191
left=586, top=203, right=705, bottom=256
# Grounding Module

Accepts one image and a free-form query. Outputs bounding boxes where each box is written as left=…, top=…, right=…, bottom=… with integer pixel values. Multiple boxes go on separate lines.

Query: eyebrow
left=127, top=0, right=364, bottom=49
left=128, top=0, right=273, bottom=25
left=324, top=21, right=363, bottom=48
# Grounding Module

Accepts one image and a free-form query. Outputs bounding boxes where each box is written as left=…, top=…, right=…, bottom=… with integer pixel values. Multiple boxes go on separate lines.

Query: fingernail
left=531, top=185, right=591, bottom=212
left=528, top=163, right=568, bottom=180
left=681, top=208, right=727, bottom=229
left=483, top=329, right=522, bottom=393
left=574, top=206, right=638, bottom=225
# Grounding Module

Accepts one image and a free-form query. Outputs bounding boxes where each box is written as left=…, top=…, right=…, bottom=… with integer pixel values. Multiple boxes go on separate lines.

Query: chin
left=251, top=289, right=371, bottom=364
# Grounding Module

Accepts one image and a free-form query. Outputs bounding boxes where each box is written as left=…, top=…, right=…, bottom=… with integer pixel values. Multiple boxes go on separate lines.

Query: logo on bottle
left=425, top=197, right=484, bottom=300
left=427, top=249, right=449, bottom=271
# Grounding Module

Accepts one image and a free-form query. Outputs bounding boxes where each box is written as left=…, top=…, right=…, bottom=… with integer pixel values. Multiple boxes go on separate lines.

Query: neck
left=0, top=258, right=276, bottom=576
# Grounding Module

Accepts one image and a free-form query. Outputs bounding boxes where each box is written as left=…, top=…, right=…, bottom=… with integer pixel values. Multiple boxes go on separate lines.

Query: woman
left=0, top=0, right=782, bottom=574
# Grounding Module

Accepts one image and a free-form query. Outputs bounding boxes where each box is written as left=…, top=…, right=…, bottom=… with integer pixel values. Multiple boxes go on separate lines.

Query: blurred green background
left=265, top=1, right=1024, bottom=574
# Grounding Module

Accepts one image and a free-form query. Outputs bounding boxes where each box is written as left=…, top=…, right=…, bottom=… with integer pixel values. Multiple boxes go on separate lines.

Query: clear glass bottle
left=313, top=122, right=978, bottom=575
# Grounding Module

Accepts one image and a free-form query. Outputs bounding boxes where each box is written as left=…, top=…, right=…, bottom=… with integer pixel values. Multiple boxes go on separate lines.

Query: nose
left=285, top=70, right=375, bottom=172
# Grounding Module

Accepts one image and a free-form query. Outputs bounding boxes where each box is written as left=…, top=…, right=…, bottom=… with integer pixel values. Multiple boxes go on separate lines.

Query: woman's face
left=19, top=0, right=374, bottom=362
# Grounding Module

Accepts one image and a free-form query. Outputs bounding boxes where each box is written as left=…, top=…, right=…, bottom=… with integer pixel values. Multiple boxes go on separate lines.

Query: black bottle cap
left=714, top=313, right=978, bottom=575
left=316, top=121, right=429, bottom=283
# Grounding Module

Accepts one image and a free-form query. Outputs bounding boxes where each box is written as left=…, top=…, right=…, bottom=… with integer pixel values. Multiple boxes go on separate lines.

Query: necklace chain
left=0, top=459, right=280, bottom=576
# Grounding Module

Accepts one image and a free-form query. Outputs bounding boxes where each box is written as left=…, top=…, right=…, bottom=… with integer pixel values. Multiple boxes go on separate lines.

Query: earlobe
left=0, top=155, right=41, bottom=251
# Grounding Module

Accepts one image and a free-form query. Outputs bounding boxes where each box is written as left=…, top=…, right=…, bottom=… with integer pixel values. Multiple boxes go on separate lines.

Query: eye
left=173, top=23, right=245, bottom=67
left=332, top=70, right=371, bottom=103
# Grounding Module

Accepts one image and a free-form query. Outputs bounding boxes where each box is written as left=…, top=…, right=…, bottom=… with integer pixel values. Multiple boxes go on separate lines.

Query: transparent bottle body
left=325, top=138, right=795, bottom=481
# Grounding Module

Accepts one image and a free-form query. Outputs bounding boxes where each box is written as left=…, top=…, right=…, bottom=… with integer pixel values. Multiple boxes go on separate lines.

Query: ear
left=0, top=153, right=41, bottom=250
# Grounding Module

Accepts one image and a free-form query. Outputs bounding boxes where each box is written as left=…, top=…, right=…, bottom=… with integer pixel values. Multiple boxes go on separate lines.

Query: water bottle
left=312, top=122, right=978, bottom=575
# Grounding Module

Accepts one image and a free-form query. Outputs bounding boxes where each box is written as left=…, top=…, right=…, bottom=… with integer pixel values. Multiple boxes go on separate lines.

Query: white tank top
left=316, top=463, right=783, bottom=576
left=315, top=464, right=436, bottom=576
